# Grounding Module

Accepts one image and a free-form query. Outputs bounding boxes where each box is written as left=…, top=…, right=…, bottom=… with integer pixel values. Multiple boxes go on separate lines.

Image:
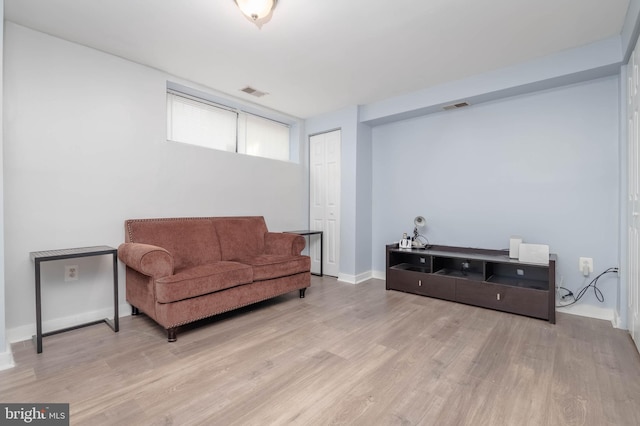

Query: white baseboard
left=612, top=309, right=625, bottom=329
left=336, top=273, right=354, bottom=284
left=557, top=304, right=615, bottom=325
left=337, top=271, right=375, bottom=284
left=7, top=303, right=131, bottom=344
left=0, top=341, right=15, bottom=371
left=355, top=271, right=373, bottom=283
left=372, top=270, right=385, bottom=280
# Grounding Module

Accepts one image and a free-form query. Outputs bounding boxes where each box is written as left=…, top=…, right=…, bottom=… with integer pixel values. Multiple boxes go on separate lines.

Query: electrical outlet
left=65, top=265, right=79, bottom=282
left=579, top=257, right=593, bottom=276
left=516, top=269, right=524, bottom=276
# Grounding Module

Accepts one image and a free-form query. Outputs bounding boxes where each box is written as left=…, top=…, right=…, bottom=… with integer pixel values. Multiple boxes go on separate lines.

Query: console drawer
left=388, top=268, right=455, bottom=301
left=456, top=280, right=549, bottom=319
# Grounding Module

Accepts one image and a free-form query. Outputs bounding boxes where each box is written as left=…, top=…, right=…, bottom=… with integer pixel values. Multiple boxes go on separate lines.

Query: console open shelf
left=433, top=269, right=485, bottom=281
left=386, top=244, right=556, bottom=323
left=391, top=263, right=432, bottom=274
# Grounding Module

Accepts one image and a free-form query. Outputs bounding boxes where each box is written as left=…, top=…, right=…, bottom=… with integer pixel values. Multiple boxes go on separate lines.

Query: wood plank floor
left=1, top=276, right=640, bottom=425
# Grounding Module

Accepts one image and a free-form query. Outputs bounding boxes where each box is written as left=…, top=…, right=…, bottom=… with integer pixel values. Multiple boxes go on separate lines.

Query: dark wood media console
left=386, top=244, right=556, bottom=323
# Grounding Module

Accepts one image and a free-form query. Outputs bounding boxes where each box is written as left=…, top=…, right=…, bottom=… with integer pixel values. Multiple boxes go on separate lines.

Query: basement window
left=167, top=92, right=237, bottom=152
left=240, top=113, right=290, bottom=162
left=166, top=90, right=291, bottom=162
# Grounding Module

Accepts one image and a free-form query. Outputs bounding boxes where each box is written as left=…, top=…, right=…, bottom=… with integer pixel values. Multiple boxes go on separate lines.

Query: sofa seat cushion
left=155, top=261, right=253, bottom=303
left=236, top=255, right=310, bottom=281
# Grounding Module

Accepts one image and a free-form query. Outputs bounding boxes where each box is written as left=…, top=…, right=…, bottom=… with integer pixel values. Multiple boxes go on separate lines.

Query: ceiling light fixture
left=234, top=0, right=277, bottom=28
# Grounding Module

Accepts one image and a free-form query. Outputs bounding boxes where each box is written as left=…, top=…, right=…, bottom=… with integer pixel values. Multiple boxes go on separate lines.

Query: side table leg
left=320, top=232, right=323, bottom=277
left=112, top=252, right=119, bottom=332
left=35, top=260, right=43, bottom=354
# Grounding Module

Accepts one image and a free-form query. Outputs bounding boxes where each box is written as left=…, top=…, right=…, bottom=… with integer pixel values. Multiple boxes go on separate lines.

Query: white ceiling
left=4, top=0, right=631, bottom=119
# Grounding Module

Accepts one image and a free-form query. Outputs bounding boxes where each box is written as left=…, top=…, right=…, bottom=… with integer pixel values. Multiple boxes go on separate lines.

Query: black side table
left=285, top=230, right=323, bottom=276
left=30, top=245, right=119, bottom=353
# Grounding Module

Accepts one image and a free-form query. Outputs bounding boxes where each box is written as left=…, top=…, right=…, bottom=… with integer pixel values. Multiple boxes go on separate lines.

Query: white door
left=310, top=130, right=341, bottom=277
left=627, top=42, right=640, bottom=352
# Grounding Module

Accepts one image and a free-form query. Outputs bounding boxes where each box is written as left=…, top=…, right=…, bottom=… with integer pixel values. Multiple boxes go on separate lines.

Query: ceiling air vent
left=443, top=102, right=470, bottom=111
left=240, top=86, right=268, bottom=98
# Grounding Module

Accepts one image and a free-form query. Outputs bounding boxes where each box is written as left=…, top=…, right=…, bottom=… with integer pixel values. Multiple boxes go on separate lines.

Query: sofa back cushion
left=214, top=217, right=268, bottom=260
left=125, top=218, right=222, bottom=270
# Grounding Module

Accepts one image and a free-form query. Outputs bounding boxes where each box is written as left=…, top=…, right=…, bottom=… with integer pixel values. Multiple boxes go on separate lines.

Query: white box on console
left=509, top=236, right=523, bottom=259
left=518, top=243, right=549, bottom=265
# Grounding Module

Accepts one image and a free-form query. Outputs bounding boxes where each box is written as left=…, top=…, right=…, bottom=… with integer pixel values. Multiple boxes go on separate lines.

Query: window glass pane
left=167, top=93, right=237, bottom=152
left=244, top=113, right=290, bottom=161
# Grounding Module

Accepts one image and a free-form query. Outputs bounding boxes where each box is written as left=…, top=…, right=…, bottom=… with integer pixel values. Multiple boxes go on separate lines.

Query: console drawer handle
left=418, top=279, right=422, bottom=286
left=497, top=293, right=501, bottom=301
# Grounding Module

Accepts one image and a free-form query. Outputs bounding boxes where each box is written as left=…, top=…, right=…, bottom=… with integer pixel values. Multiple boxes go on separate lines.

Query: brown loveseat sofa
left=117, top=216, right=310, bottom=342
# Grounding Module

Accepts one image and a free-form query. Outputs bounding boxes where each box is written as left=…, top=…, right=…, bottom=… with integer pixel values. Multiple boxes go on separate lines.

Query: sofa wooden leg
left=299, top=288, right=306, bottom=298
left=131, top=306, right=140, bottom=316
left=167, top=328, right=177, bottom=342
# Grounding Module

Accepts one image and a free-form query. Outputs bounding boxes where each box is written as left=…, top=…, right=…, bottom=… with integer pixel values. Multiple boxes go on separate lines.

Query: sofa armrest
left=118, top=243, right=174, bottom=278
left=264, top=232, right=306, bottom=256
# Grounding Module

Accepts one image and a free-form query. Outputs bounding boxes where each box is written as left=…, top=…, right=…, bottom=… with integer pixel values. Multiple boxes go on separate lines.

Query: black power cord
left=556, top=267, right=618, bottom=308
left=557, top=286, right=574, bottom=300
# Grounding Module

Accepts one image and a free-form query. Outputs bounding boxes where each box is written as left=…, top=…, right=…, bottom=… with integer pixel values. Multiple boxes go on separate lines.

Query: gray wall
left=3, top=23, right=307, bottom=341
left=372, top=76, right=620, bottom=316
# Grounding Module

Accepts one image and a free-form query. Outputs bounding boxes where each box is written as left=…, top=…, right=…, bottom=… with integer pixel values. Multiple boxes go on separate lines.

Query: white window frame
left=166, top=91, right=238, bottom=153
left=166, top=88, right=292, bottom=162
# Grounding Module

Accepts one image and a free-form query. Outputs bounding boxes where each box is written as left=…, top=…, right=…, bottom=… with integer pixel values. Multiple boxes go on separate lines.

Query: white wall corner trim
left=372, top=270, right=386, bottom=281
left=336, top=273, right=355, bottom=284
left=613, top=309, right=623, bottom=329
left=0, top=342, right=15, bottom=371
left=337, top=271, right=374, bottom=285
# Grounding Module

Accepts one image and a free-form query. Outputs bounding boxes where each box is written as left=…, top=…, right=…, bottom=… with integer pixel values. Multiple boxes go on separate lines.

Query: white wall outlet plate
left=64, top=265, right=79, bottom=281
left=579, top=257, right=593, bottom=275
